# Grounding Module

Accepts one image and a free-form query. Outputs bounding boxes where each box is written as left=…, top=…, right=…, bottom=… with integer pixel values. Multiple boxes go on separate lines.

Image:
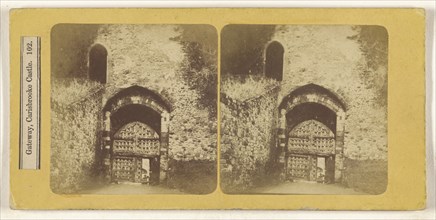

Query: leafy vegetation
left=172, top=25, right=218, bottom=118
left=349, top=26, right=388, bottom=107
left=51, top=77, right=103, bottom=105
left=221, top=74, right=279, bottom=101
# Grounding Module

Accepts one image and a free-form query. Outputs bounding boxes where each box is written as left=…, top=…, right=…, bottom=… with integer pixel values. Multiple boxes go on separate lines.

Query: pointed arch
left=102, top=85, right=172, bottom=114
left=100, top=85, right=172, bottom=185
left=277, top=83, right=347, bottom=184
left=279, top=83, right=347, bottom=114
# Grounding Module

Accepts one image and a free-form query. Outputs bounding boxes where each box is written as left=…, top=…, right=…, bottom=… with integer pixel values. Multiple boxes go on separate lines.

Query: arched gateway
left=101, top=86, right=171, bottom=184
left=278, top=84, right=346, bottom=183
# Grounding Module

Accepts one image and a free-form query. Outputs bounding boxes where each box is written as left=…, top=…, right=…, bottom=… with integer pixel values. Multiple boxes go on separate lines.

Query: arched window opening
left=265, top=41, right=284, bottom=81
left=89, top=44, right=107, bottom=83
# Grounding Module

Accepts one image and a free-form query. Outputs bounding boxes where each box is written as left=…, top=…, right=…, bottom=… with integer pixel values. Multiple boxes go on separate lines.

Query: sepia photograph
left=220, top=25, right=388, bottom=195
left=50, top=24, right=217, bottom=194
left=7, top=7, right=428, bottom=212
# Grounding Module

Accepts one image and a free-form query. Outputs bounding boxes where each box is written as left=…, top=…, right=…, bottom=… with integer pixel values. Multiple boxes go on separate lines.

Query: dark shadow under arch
left=286, top=102, right=337, bottom=134
left=100, top=86, right=172, bottom=185
left=110, top=104, right=162, bottom=136
left=277, top=83, right=347, bottom=184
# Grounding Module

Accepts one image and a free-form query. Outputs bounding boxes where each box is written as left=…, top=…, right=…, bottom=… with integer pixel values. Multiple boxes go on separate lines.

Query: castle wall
left=220, top=25, right=388, bottom=193
left=51, top=25, right=217, bottom=193
left=50, top=84, right=104, bottom=193
left=93, top=25, right=217, bottom=162
left=220, top=87, right=280, bottom=193
left=272, top=25, right=387, bottom=161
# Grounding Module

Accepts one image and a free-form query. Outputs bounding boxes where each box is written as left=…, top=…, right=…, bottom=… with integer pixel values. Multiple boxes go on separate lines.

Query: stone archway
left=277, top=84, right=346, bottom=183
left=101, top=86, right=171, bottom=184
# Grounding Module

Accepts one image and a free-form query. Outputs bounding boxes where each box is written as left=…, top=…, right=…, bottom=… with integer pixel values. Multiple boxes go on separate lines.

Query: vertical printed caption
left=20, top=37, right=41, bottom=169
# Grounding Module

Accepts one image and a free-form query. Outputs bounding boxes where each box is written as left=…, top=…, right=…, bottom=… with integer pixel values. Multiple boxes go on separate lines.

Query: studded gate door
left=111, top=121, right=160, bottom=184
left=286, top=120, right=336, bottom=182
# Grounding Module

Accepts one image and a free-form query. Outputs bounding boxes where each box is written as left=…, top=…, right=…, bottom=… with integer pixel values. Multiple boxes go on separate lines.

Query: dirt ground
left=78, top=182, right=183, bottom=195
left=247, top=181, right=366, bottom=195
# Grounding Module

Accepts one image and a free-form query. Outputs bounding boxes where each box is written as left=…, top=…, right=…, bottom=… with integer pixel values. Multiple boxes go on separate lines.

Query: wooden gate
left=111, top=121, right=160, bottom=184
left=286, top=120, right=336, bottom=182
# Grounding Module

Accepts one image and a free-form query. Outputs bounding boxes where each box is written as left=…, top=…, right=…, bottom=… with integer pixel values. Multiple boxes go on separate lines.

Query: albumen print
left=220, top=25, right=388, bottom=195
left=50, top=24, right=217, bottom=194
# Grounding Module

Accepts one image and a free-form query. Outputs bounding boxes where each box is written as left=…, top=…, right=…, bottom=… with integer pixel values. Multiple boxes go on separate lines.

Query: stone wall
left=220, top=25, right=387, bottom=193
left=220, top=86, right=280, bottom=193
left=50, top=85, right=104, bottom=193
left=272, top=25, right=388, bottom=161
left=51, top=24, right=217, bottom=193
left=271, top=25, right=388, bottom=192
left=93, top=25, right=217, bottom=162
